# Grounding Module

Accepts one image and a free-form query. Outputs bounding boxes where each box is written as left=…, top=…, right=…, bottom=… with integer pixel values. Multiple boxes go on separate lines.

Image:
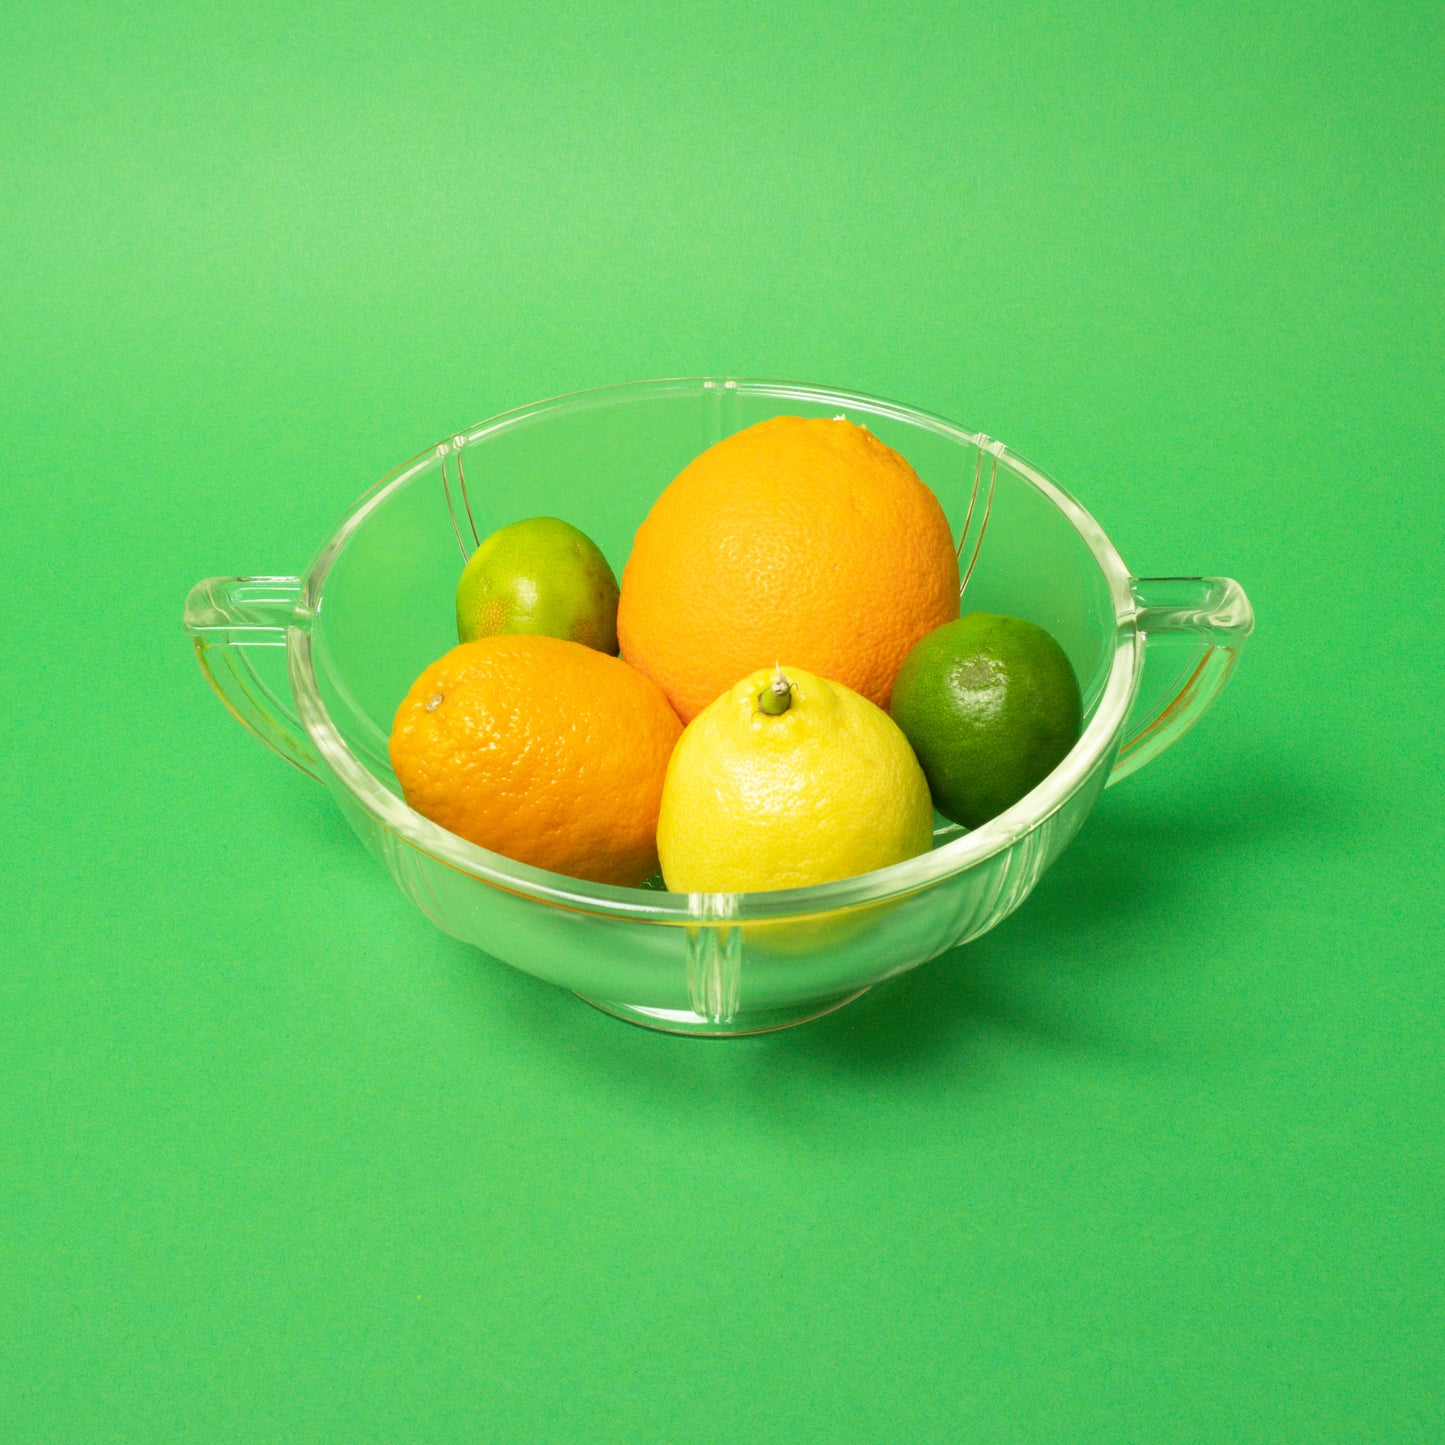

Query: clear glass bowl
left=184, top=379, right=1253, bottom=1035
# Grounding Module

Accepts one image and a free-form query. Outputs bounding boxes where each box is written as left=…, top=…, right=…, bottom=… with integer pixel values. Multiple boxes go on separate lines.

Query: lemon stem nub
left=757, top=668, right=792, bottom=716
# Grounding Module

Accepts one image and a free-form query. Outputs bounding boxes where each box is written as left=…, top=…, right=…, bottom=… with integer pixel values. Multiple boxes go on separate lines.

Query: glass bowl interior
left=294, top=378, right=1138, bottom=923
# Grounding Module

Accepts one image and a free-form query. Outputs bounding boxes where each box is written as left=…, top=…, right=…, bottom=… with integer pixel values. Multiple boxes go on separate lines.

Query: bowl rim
left=289, top=376, right=1142, bottom=922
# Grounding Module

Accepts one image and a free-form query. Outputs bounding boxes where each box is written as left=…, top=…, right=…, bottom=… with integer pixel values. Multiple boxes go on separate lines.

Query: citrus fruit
left=657, top=665, right=934, bottom=893
left=388, top=634, right=681, bottom=886
left=889, top=613, right=1083, bottom=830
left=456, top=516, right=620, bottom=653
left=617, top=416, right=960, bottom=722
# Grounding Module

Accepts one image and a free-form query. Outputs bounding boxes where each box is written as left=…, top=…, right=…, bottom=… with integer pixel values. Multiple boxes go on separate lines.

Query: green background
left=3, top=2, right=1441, bottom=1439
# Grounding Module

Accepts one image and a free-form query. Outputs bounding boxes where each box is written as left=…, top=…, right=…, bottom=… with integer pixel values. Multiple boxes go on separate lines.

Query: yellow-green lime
left=456, top=516, right=620, bottom=652
left=657, top=665, right=934, bottom=893
left=890, top=613, right=1083, bottom=830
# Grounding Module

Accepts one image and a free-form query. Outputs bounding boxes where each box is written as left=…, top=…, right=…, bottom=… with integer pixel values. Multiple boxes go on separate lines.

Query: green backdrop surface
left=2, top=2, right=1441, bottom=1440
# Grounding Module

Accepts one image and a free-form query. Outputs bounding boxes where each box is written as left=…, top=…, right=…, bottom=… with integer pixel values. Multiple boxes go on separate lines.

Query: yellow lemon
left=657, top=665, right=934, bottom=894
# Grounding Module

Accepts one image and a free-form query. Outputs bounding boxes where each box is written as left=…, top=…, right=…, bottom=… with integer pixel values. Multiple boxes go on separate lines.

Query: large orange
left=388, top=635, right=682, bottom=886
left=618, top=416, right=960, bottom=722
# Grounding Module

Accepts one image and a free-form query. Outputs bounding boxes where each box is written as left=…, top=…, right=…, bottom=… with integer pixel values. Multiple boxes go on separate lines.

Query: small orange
left=388, top=634, right=682, bottom=886
left=617, top=416, right=960, bottom=722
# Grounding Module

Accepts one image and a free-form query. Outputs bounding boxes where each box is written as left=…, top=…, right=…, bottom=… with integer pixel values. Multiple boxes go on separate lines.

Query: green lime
left=456, top=516, right=620, bottom=653
left=890, top=612, right=1083, bottom=829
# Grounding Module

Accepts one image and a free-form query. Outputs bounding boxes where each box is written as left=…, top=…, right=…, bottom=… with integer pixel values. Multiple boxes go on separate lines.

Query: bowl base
left=573, top=988, right=869, bottom=1037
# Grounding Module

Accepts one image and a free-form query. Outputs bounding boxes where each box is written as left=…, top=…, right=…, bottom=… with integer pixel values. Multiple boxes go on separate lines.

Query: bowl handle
left=183, top=576, right=325, bottom=782
left=1107, top=576, right=1255, bottom=785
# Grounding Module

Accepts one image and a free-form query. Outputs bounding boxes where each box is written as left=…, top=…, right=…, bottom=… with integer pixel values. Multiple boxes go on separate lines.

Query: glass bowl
left=184, top=378, right=1253, bottom=1035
